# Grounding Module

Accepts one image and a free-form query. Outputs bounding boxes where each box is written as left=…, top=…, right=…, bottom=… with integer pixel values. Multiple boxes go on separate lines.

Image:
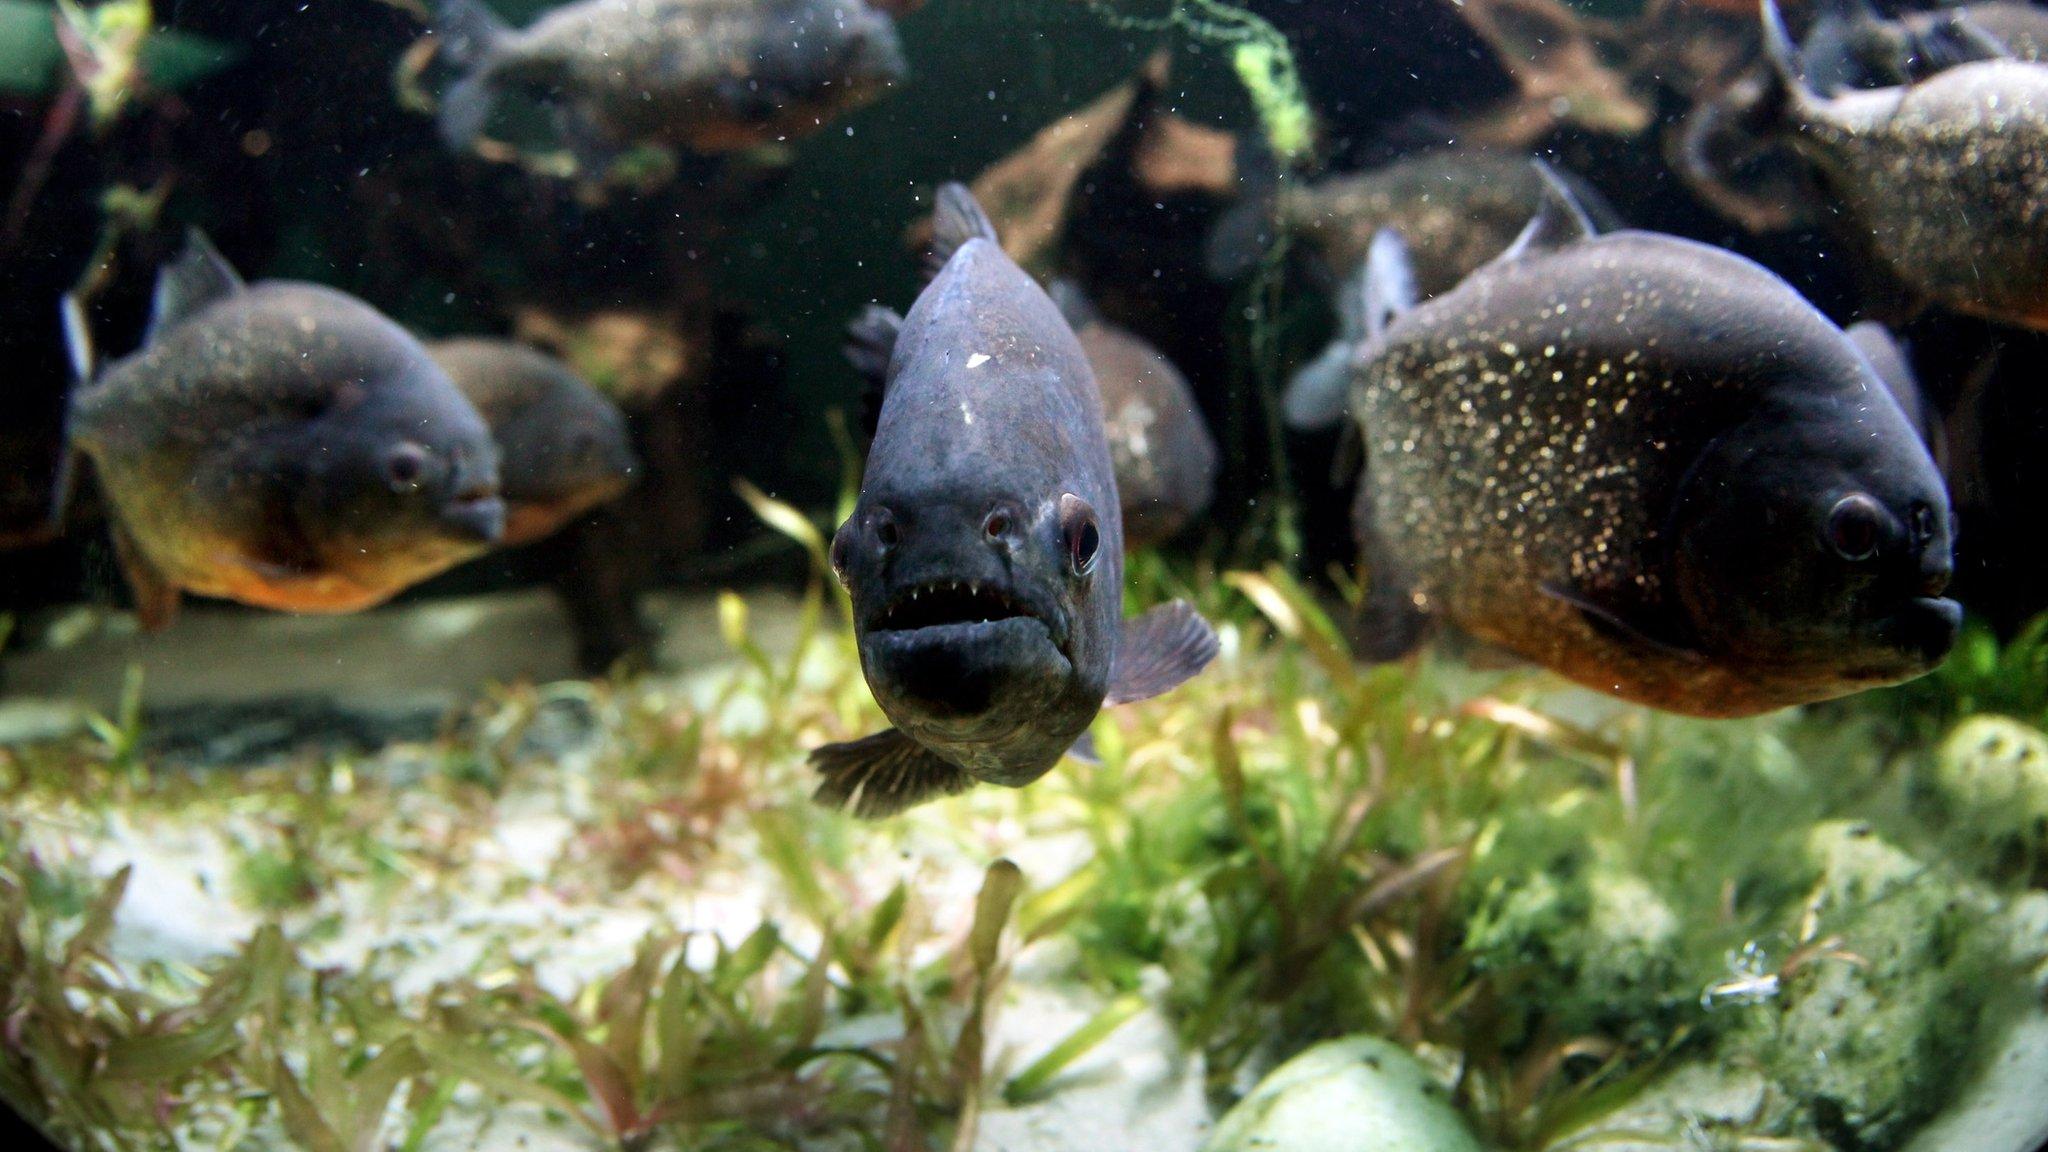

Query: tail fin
left=432, top=0, right=509, bottom=69
left=924, top=183, right=999, bottom=277
left=432, top=0, right=510, bottom=151
left=46, top=295, right=94, bottom=536
left=1283, top=230, right=1415, bottom=432
left=1203, top=133, right=1281, bottom=280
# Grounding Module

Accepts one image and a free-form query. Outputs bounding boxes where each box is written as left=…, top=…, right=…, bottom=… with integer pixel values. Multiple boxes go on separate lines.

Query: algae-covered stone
left=1462, top=848, right=1687, bottom=1047
left=1934, top=716, right=2048, bottom=848
left=1202, top=1036, right=1482, bottom=1152
left=1738, top=822, right=2010, bottom=1149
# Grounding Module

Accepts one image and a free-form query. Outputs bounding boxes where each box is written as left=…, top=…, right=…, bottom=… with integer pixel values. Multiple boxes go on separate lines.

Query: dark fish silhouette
left=427, top=338, right=638, bottom=547
left=1292, top=168, right=1960, bottom=716
left=815, top=185, right=1218, bottom=818
left=60, top=233, right=504, bottom=631
left=1207, top=148, right=1618, bottom=298
left=1762, top=0, right=2048, bottom=330
left=431, top=0, right=906, bottom=169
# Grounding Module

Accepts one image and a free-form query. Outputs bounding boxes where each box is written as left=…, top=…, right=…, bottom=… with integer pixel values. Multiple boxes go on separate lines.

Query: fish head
left=494, top=387, right=639, bottom=514
left=831, top=477, right=1111, bottom=751
left=293, top=359, right=507, bottom=579
left=741, top=0, right=906, bottom=111
left=1668, top=382, right=1960, bottom=688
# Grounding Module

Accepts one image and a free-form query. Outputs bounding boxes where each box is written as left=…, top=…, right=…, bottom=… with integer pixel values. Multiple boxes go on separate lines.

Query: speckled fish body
left=65, top=235, right=503, bottom=630
left=1241, top=151, right=1615, bottom=297
left=814, top=185, right=1217, bottom=818
left=1765, top=0, right=2048, bottom=329
left=1323, top=173, right=1959, bottom=716
left=434, top=0, right=905, bottom=156
left=1050, top=283, right=1217, bottom=549
left=428, top=338, right=639, bottom=547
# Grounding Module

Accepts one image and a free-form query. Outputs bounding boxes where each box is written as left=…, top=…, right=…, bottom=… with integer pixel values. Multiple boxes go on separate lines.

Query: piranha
left=59, top=232, right=505, bottom=631
left=1207, top=148, right=1618, bottom=298
left=430, top=0, right=907, bottom=168
left=427, top=338, right=639, bottom=547
left=1760, top=0, right=2048, bottom=330
left=816, top=184, right=1219, bottom=818
left=1799, top=0, right=2048, bottom=92
left=1289, top=167, right=1960, bottom=717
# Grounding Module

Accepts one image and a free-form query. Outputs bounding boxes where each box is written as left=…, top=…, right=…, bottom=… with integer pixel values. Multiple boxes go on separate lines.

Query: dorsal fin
left=924, top=183, right=1000, bottom=278
left=1498, top=161, right=1598, bottom=263
left=146, top=229, right=244, bottom=345
left=1759, top=0, right=1820, bottom=111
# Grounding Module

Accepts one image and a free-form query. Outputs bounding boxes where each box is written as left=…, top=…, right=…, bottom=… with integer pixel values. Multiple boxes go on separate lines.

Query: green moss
left=1735, top=823, right=2012, bottom=1150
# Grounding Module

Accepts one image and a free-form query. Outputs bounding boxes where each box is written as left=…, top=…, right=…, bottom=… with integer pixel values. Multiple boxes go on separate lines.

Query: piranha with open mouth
left=814, top=183, right=1219, bottom=819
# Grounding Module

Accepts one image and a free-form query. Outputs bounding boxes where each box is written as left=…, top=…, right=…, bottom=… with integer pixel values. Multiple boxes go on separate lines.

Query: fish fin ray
left=1106, top=600, right=1218, bottom=706
left=110, top=523, right=180, bottom=633
left=1539, top=581, right=1707, bottom=665
left=439, top=73, right=497, bottom=152
left=925, top=183, right=999, bottom=277
left=810, top=729, right=975, bottom=819
left=1498, top=161, right=1597, bottom=263
left=146, top=230, right=243, bottom=345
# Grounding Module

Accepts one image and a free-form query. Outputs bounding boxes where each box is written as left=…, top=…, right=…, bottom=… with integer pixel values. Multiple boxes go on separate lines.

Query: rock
left=1202, top=1036, right=1483, bottom=1152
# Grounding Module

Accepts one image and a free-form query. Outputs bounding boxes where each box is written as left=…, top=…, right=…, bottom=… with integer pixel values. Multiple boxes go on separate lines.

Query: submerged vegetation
left=1, top=546, right=2044, bottom=1150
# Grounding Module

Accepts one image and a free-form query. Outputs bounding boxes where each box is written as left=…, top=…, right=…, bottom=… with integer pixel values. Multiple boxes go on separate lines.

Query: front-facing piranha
left=815, top=184, right=1219, bottom=818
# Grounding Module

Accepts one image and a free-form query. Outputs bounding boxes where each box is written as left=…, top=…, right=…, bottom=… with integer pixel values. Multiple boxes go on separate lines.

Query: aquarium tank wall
left=2, top=0, right=2046, bottom=1149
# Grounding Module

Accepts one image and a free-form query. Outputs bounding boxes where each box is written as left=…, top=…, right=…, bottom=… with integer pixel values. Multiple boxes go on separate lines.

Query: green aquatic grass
left=0, top=574, right=2044, bottom=1151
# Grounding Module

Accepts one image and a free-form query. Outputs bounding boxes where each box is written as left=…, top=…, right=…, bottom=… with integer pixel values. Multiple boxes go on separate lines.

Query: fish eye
left=871, top=509, right=898, bottom=548
left=1825, top=494, right=1889, bottom=562
left=385, top=442, right=431, bottom=494
left=1060, top=493, right=1099, bottom=578
left=984, top=510, right=1011, bottom=539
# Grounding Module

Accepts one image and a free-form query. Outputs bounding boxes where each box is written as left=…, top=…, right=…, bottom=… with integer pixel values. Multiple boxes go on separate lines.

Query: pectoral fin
left=810, top=728, right=976, bottom=819
left=1539, top=581, right=1706, bottom=665
left=110, top=524, right=180, bottom=632
left=1106, top=600, right=1219, bottom=706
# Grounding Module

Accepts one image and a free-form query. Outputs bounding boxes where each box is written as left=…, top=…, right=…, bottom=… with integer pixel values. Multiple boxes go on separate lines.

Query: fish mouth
left=441, top=487, right=507, bottom=544
left=869, top=579, right=1040, bottom=635
left=862, top=579, right=1071, bottom=722
left=1885, top=595, right=1963, bottom=667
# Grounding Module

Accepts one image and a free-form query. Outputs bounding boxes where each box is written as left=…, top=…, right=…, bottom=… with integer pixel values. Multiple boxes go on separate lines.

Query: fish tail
left=924, top=183, right=999, bottom=276
left=1203, top=134, right=1281, bottom=280
left=1284, top=231, right=1413, bottom=432
left=46, top=295, right=93, bottom=535
left=432, top=0, right=509, bottom=150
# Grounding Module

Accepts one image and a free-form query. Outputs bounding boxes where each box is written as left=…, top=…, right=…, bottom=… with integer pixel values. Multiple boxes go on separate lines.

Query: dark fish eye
left=385, top=442, right=430, bottom=494
left=871, top=509, right=898, bottom=548
left=1060, top=492, right=1099, bottom=578
left=1825, top=494, right=1888, bottom=562
left=983, top=509, right=1011, bottom=539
